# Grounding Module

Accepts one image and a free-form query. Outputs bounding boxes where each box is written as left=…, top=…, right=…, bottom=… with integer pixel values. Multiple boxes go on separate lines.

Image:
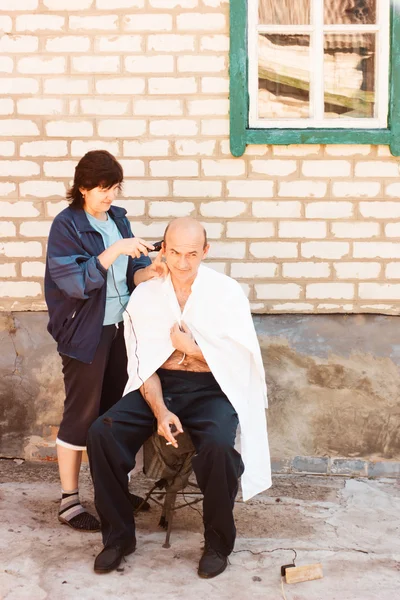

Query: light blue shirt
left=85, top=211, right=130, bottom=325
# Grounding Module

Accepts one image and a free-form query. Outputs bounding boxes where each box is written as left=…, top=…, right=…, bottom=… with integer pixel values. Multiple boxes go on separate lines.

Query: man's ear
left=202, top=244, right=210, bottom=259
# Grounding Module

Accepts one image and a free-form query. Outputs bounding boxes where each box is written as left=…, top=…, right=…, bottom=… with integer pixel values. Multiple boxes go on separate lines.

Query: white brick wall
left=0, top=1, right=399, bottom=314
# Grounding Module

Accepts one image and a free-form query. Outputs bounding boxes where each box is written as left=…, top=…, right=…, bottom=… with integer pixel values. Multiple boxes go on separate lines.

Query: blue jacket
left=45, top=205, right=150, bottom=363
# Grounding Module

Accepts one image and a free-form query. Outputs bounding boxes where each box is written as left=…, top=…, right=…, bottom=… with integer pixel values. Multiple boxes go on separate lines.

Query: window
left=230, top=0, right=400, bottom=156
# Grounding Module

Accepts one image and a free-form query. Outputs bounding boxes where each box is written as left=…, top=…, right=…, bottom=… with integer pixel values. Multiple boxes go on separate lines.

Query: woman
left=45, top=150, right=166, bottom=531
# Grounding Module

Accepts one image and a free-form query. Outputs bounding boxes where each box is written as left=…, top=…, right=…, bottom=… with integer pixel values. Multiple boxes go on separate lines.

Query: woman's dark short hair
left=67, top=150, right=123, bottom=208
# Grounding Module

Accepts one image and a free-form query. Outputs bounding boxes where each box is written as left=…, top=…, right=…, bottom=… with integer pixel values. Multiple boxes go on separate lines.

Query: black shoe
left=94, top=539, right=136, bottom=574
left=129, top=492, right=150, bottom=512
left=198, top=541, right=228, bottom=579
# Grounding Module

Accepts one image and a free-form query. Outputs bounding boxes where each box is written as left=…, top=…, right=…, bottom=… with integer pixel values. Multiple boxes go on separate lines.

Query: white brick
left=283, top=262, right=330, bottom=278
left=0, top=183, right=16, bottom=197
left=0, top=282, right=41, bottom=297
left=0, top=120, right=39, bottom=137
left=200, top=35, right=229, bottom=51
left=301, top=242, right=349, bottom=259
left=71, top=140, right=119, bottom=157
left=202, top=0, right=229, bottom=5
left=96, top=78, right=145, bottom=95
left=201, top=77, right=229, bottom=94
left=124, top=140, right=169, bottom=157
left=149, top=0, right=197, bottom=6
left=178, top=55, right=225, bottom=72
left=20, top=181, right=65, bottom=198
left=20, top=221, right=51, bottom=237
left=175, top=140, right=216, bottom=156
left=97, top=0, right=144, bottom=7
left=207, top=242, right=246, bottom=259
left=228, top=180, right=273, bottom=198
left=325, top=144, right=371, bottom=156
left=69, top=15, right=118, bottom=31
left=0, top=99, right=13, bottom=115
left=45, top=0, right=93, bottom=6
left=0, top=201, right=39, bottom=217
left=0, top=1, right=37, bottom=10
left=72, top=56, right=119, bottom=73
left=0, top=142, right=15, bottom=157
left=270, top=302, right=314, bottom=312
left=134, top=100, right=182, bottom=116
left=252, top=201, right=301, bottom=218
left=354, top=242, right=400, bottom=259
left=385, top=183, right=400, bottom=197
left=385, top=223, right=400, bottom=237
left=98, top=120, right=145, bottom=138
left=123, top=181, right=169, bottom=198
left=201, top=201, right=245, bottom=217
left=46, top=36, right=91, bottom=53
left=355, top=162, right=400, bottom=177
left=95, top=35, right=142, bottom=52
left=21, top=261, right=45, bottom=277
left=150, top=160, right=198, bottom=177
left=201, top=119, right=229, bottom=135
left=302, top=160, right=350, bottom=177
left=123, top=14, right=172, bottom=32
left=273, top=145, right=320, bottom=156
left=250, top=242, right=297, bottom=259
left=306, top=202, right=353, bottom=219
left=81, top=99, right=128, bottom=115
left=43, top=161, right=76, bottom=178
left=332, top=182, right=381, bottom=198
left=149, top=77, right=197, bottom=95
left=0, top=35, right=38, bottom=53
left=231, top=263, right=277, bottom=278
left=177, top=13, right=225, bottom=31
left=205, top=262, right=227, bottom=274
left=256, top=284, right=301, bottom=300
left=202, top=159, right=245, bottom=177
left=360, top=304, right=394, bottom=311
left=17, top=98, right=63, bottom=115
left=119, top=160, right=145, bottom=177
left=1, top=78, right=39, bottom=95
left=0, top=222, right=16, bottom=237
left=335, top=263, right=381, bottom=279
left=150, top=120, right=198, bottom=137
left=252, top=160, right=296, bottom=176
left=0, top=263, right=16, bottom=277
left=386, top=263, right=400, bottom=279
left=279, top=221, right=326, bottom=239
left=332, top=222, right=380, bottom=238
left=359, top=202, right=400, bottom=219
left=44, top=78, right=89, bottom=95
left=0, top=242, right=42, bottom=257
left=0, top=17, right=11, bottom=31
left=243, top=144, right=269, bottom=157
left=227, top=222, right=274, bottom=238
left=149, top=201, right=195, bottom=217
left=148, top=34, right=194, bottom=52
left=359, top=284, right=400, bottom=300
left=16, top=15, right=64, bottom=32
left=129, top=221, right=168, bottom=238
left=0, top=57, right=13, bottom=73
left=200, top=222, right=222, bottom=239
left=307, top=283, right=354, bottom=300
left=125, top=55, right=173, bottom=74
left=0, top=161, right=39, bottom=177
left=377, top=146, right=392, bottom=157
left=18, top=57, right=65, bottom=74
left=46, top=121, right=93, bottom=137
left=113, top=200, right=145, bottom=216
left=173, top=181, right=222, bottom=198
left=46, top=200, right=68, bottom=217
left=279, top=181, right=326, bottom=198
left=188, top=99, right=229, bottom=116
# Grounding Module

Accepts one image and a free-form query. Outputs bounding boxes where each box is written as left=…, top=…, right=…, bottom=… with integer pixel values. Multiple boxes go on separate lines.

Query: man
left=87, top=217, right=271, bottom=578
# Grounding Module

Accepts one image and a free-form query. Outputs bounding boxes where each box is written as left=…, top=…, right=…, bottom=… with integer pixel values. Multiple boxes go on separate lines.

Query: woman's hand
left=117, top=237, right=154, bottom=259
left=133, top=249, right=169, bottom=286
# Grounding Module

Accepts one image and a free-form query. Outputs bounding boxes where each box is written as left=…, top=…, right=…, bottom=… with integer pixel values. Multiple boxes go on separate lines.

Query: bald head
left=164, top=217, right=207, bottom=249
left=162, top=218, right=209, bottom=285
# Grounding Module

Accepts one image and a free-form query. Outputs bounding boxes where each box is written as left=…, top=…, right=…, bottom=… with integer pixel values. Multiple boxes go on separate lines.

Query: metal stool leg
left=162, top=491, right=177, bottom=548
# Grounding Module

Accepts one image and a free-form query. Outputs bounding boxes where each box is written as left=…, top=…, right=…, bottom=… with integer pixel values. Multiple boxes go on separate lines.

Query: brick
left=21, top=262, right=45, bottom=277
left=302, top=160, right=351, bottom=177
left=0, top=120, right=39, bottom=137
left=46, top=121, right=93, bottom=137
left=45, top=0, right=93, bottom=7
left=188, top=99, right=229, bottom=116
left=1, top=78, right=39, bottom=95
left=150, top=159, right=198, bottom=178
left=149, top=77, right=197, bottom=95
left=386, top=263, right=400, bottom=279
left=359, top=202, right=400, bottom=219
left=17, top=98, right=63, bottom=115
left=0, top=0, right=37, bottom=9
left=97, top=0, right=144, bottom=7
left=239, top=283, right=250, bottom=298
left=118, top=160, right=145, bottom=177
left=43, top=161, right=76, bottom=178
left=332, top=222, right=380, bottom=238
left=20, top=181, right=65, bottom=198
left=255, top=284, right=301, bottom=300
left=0, top=222, right=16, bottom=237
left=95, top=35, right=142, bottom=52
left=200, top=35, right=229, bottom=51
left=283, top=262, right=330, bottom=278
left=72, top=56, right=119, bottom=73
left=69, top=15, right=118, bottom=31
left=71, top=140, right=119, bottom=157
left=113, top=200, right=145, bottom=216
left=201, top=77, right=229, bottom=93
left=359, top=283, right=400, bottom=300
left=231, top=263, right=277, bottom=278
left=0, top=263, right=16, bottom=277
left=0, top=183, right=16, bottom=197
left=122, top=180, right=169, bottom=198
left=17, top=56, right=65, bottom=74
left=228, top=180, right=273, bottom=198
left=202, top=159, right=245, bottom=176
left=16, top=15, right=64, bottom=31
left=0, top=202, right=39, bottom=217
left=150, top=120, right=198, bottom=136
left=148, top=34, right=195, bottom=52
left=46, top=200, right=68, bottom=217
left=243, top=144, right=269, bottom=157
left=207, top=242, right=246, bottom=259
left=178, top=55, right=225, bottom=72
left=200, top=201, right=246, bottom=217
left=149, top=0, right=197, bottom=6
left=0, top=99, right=13, bottom=115
left=44, top=78, right=89, bottom=95
left=0, top=161, right=39, bottom=177
left=149, top=201, right=195, bottom=217
left=273, top=145, right=320, bottom=156
left=0, top=35, right=38, bottom=53
left=96, top=78, right=145, bottom=95
left=0, top=242, right=42, bottom=257
left=227, top=222, right=274, bottom=238
left=385, top=183, right=400, bottom=197
left=250, top=242, right=297, bottom=259
left=200, top=222, right=222, bottom=239
left=355, top=162, right=400, bottom=177
left=334, top=263, right=381, bottom=279
left=129, top=221, right=168, bottom=238
left=98, top=120, right=146, bottom=137
left=368, top=462, right=400, bottom=478
left=353, top=242, right=400, bottom=259
left=252, top=201, right=301, bottom=218
left=385, top=223, right=400, bottom=237
left=270, top=302, right=313, bottom=312
left=123, top=14, right=172, bottom=32
left=0, top=282, right=41, bottom=297
left=306, top=283, right=354, bottom=299
left=20, top=221, right=51, bottom=237
left=279, top=221, right=326, bottom=239
left=0, top=57, right=13, bottom=73
left=279, top=181, right=326, bottom=198
left=306, top=202, right=353, bottom=219
left=0, top=142, right=15, bottom=157
left=134, top=100, right=182, bottom=116
left=175, top=140, right=216, bottom=156
left=206, top=262, right=227, bottom=274
left=332, top=182, right=381, bottom=198
left=173, top=181, right=221, bottom=198
left=124, top=140, right=169, bottom=157
left=292, top=456, right=328, bottom=474
left=325, top=145, right=371, bottom=156
left=201, top=119, right=229, bottom=135
left=330, top=459, right=368, bottom=476
left=125, top=55, right=174, bottom=73
left=46, top=36, right=91, bottom=53
left=301, top=242, right=349, bottom=259
left=81, top=99, right=128, bottom=115
left=251, top=160, right=296, bottom=176
left=202, top=0, right=229, bottom=5
left=177, top=13, right=225, bottom=31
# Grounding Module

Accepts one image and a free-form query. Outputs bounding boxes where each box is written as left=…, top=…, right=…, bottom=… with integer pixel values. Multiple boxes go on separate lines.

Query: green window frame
left=229, top=0, right=400, bottom=157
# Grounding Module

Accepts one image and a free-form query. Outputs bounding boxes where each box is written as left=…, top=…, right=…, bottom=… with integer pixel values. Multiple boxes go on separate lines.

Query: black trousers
left=87, top=369, right=244, bottom=556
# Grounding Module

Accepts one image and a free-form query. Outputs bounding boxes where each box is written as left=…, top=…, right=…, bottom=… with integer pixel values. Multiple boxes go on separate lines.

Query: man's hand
left=157, top=410, right=183, bottom=448
left=170, top=322, right=197, bottom=355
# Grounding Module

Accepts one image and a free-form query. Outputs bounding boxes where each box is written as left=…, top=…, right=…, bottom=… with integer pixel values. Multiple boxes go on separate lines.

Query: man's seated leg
left=87, top=390, right=155, bottom=573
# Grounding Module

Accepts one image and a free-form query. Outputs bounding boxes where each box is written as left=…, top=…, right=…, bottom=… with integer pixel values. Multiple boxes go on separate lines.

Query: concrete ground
left=0, top=460, right=399, bottom=600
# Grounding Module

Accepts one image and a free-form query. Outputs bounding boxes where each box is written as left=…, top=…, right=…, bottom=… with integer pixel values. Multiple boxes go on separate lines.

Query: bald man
left=87, top=217, right=271, bottom=578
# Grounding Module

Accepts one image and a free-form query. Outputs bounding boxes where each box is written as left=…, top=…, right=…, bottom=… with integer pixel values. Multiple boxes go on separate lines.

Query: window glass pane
left=324, top=34, right=376, bottom=119
left=259, top=0, right=310, bottom=25
left=258, top=34, right=310, bottom=119
left=324, top=0, right=376, bottom=25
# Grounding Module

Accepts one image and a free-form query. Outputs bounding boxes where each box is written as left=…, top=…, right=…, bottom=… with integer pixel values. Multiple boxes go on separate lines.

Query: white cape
left=123, top=264, right=271, bottom=501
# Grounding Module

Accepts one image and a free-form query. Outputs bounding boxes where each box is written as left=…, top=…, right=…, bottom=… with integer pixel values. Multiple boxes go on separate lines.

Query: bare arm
left=98, top=238, right=154, bottom=271
left=140, top=372, right=183, bottom=447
